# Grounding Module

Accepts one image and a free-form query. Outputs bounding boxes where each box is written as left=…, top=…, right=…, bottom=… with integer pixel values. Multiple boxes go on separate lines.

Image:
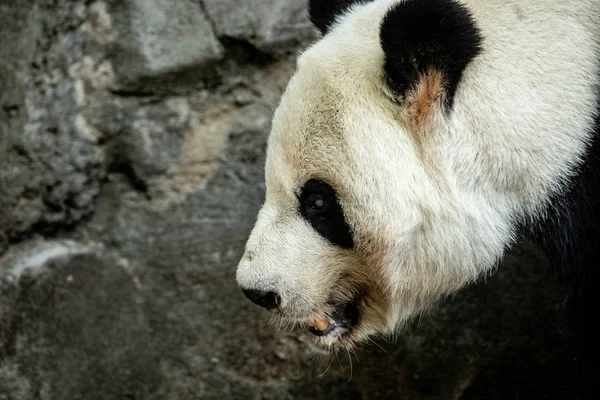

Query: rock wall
left=0, top=1, right=578, bottom=399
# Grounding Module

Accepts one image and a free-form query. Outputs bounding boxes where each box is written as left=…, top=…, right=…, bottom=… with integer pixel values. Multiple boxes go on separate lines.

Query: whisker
left=335, top=350, right=344, bottom=373
left=313, top=351, right=321, bottom=364
left=346, top=348, right=354, bottom=382
left=350, top=348, right=359, bottom=364
left=367, top=338, right=388, bottom=354
left=307, top=347, right=321, bottom=362
left=317, top=354, right=335, bottom=378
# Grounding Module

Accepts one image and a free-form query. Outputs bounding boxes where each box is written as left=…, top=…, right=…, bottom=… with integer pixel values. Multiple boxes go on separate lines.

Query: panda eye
left=305, top=194, right=327, bottom=214
left=298, top=179, right=354, bottom=249
left=313, top=196, right=325, bottom=209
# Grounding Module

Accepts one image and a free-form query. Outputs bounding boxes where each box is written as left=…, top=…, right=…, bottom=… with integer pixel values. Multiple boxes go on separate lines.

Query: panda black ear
left=309, top=0, right=373, bottom=34
left=380, top=0, right=483, bottom=110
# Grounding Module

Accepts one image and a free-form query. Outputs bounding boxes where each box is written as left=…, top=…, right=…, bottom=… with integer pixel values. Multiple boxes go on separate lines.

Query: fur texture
left=237, top=0, right=600, bottom=390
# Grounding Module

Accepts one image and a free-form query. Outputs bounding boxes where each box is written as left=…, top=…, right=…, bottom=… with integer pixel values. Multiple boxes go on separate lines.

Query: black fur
left=299, top=179, right=354, bottom=249
left=308, top=0, right=373, bottom=34
left=528, top=93, right=600, bottom=398
left=380, top=0, right=482, bottom=109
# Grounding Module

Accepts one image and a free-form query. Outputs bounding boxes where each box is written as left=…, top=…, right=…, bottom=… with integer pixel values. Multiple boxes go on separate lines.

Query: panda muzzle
left=309, top=298, right=360, bottom=337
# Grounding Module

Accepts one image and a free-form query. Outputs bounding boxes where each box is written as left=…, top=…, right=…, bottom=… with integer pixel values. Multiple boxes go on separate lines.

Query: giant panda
left=236, top=0, right=600, bottom=396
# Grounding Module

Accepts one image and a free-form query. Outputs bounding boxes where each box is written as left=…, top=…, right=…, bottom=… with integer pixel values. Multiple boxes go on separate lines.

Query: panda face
left=237, top=0, right=600, bottom=349
left=236, top=1, right=490, bottom=346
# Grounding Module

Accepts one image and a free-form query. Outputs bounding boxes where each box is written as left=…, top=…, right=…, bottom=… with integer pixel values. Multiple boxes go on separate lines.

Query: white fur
left=237, top=0, right=600, bottom=346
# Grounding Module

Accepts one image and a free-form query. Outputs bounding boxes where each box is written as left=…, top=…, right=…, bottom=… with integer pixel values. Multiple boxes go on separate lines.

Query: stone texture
left=106, top=0, right=224, bottom=91
left=202, top=0, right=318, bottom=56
left=0, top=0, right=105, bottom=247
left=96, top=97, right=192, bottom=185
left=0, top=0, right=582, bottom=399
left=0, top=1, right=42, bottom=64
left=0, top=2, right=42, bottom=253
left=0, top=251, right=161, bottom=400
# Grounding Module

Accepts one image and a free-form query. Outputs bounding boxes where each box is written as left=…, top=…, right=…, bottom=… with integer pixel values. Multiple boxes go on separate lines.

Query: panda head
left=237, top=0, right=500, bottom=348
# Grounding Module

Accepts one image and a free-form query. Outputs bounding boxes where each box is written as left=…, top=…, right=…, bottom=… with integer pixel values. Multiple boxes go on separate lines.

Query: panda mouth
left=308, top=297, right=360, bottom=339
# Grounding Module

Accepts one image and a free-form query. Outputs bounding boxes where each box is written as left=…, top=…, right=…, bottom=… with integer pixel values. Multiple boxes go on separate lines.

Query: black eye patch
left=299, top=179, right=354, bottom=249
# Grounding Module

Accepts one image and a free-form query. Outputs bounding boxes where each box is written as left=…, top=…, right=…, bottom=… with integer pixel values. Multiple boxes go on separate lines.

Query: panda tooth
left=314, top=317, right=330, bottom=332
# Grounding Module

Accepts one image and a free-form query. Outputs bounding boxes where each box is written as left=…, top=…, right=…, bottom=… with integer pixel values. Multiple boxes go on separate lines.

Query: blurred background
left=0, top=1, right=579, bottom=399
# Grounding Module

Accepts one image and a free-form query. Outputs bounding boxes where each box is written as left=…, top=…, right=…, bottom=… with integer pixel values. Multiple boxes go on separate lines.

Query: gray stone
left=0, top=2, right=41, bottom=64
left=202, top=0, right=318, bottom=56
left=107, top=0, right=224, bottom=90
left=0, top=250, right=164, bottom=400
left=0, top=239, right=90, bottom=284
left=0, top=77, right=105, bottom=242
left=0, top=0, right=105, bottom=246
left=100, top=97, right=192, bottom=185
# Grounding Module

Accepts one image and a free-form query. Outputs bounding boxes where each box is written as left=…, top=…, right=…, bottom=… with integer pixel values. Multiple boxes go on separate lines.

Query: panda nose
left=242, top=289, right=281, bottom=310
